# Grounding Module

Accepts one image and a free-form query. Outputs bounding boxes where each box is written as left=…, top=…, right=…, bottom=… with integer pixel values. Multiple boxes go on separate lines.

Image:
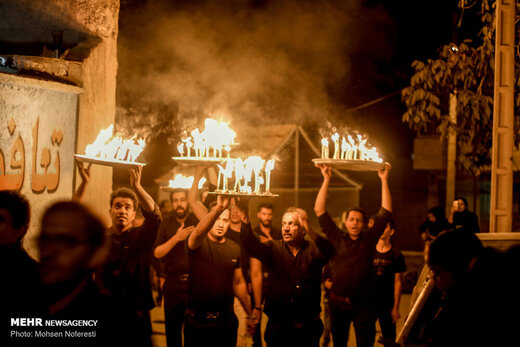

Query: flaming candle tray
left=207, top=191, right=279, bottom=198
left=312, top=158, right=385, bottom=171
left=75, top=154, right=146, bottom=168
left=172, top=157, right=227, bottom=165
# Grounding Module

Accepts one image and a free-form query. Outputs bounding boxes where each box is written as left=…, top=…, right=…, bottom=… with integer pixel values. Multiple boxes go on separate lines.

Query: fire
left=85, top=124, right=146, bottom=162
left=168, top=174, right=206, bottom=189
left=215, top=156, right=276, bottom=195
left=177, top=118, right=236, bottom=159
left=320, top=127, right=382, bottom=163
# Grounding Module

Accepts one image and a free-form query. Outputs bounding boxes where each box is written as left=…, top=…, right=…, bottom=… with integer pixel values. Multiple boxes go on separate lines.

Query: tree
left=401, top=0, right=520, bottom=175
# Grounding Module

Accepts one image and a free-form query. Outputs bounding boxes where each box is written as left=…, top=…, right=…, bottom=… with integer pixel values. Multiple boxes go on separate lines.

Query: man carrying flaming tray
left=184, top=195, right=255, bottom=346
left=314, top=162, right=392, bottom=347
left=74, top=160, right=161, bottom=347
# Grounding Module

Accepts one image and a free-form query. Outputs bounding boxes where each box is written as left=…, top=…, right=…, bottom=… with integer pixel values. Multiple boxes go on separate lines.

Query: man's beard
left=175, top=207, right=187, bottom=219
left=260, top=219, right=272, bottom=228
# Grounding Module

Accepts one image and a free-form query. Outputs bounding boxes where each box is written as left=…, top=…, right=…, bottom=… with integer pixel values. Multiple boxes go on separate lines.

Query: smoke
left=117, top=0, right=394, bottom=142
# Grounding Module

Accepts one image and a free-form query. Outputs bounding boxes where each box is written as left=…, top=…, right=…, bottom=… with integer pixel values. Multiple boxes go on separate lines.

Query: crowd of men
left=2, top=160, right=519, bottom=347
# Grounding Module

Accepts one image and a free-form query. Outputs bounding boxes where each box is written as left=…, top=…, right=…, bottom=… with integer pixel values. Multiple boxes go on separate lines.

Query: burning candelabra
left=320, top=131, right=382, bottom=163
left=215, top=157, right=276, bottom=195
left=176, top=118, right=236, bottom=160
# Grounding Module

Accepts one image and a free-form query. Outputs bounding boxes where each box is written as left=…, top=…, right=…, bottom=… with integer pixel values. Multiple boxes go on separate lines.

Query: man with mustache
left=314, top=163, right=392, bottom=347
left=154, top=189, right=198, bottom=347
left=184, top=196, right=254, bottom=346
left=241, top=206, right=335, bottom=346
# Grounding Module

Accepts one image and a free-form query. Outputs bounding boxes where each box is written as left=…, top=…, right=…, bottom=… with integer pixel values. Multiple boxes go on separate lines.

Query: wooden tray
left=312, top=158, right=385, bottom=171
left=75, top=154, right=145, bottom=168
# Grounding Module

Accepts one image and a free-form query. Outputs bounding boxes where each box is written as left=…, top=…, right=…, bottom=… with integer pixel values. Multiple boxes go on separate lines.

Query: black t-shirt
left=241, top=222, right=335, bottom=322
left=370, top=248, right=406, bottom=308
left=187, top=237, right=241, bottom=312
left=225, top=226, right=252, bottom=280
left=252, top=225, right=282, bottom=294
left=252, top=225, right=282, bottom=241
left=154, top=213, right=198, bottom=277
left=99, top=206, right=162, bottom=311
left=453, top=210, right=480, bottom=233
left=318, top=208, right=392, bottom=302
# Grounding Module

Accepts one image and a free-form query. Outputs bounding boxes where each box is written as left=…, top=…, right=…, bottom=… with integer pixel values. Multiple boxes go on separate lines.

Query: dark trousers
left=322, top=294, right=332, bottom=347
left=163, top=276, right=188, bottom=347
left=183, top=310, right=238, bottom=347
left=375, top=306, right=396, bottom=343
left=252, top=314, right=263, bottom=347
left=330, top=301, right=376, bottom=347
left=264, top=317, right=323, bottom=347
left=128, top=310, right=153, bottom=347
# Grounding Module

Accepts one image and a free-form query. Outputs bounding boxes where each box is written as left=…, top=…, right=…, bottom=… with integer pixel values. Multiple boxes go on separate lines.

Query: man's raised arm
left=129, top=166, right=155, bottom=213
left=314, top=164, right=332, bottom=217
left=378, top=163, right=392, bottom=213
left=188, top=195, right=230, bottom=250
left=188, top=166, right=209, bottom=221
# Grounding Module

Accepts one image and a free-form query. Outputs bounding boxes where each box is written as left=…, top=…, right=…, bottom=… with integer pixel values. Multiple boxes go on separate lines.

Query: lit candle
left=265, top=159, right=275, bottom=193
left=234, top=159, right=244, bottom=192
left=177, top=143, right=184, bottom=157
left=217, top=164, right=224, bottom=191
left=341, top=137, right=347, bottom=159
left=347, top=135, right=356, bottom=160
left=186, top=139, right=193, bottom=158
left=321, top=138, right=329, bottom=159
left=224, top=160, right=233, bottom=192
left=224, top=145, right=231, bottom=158
left=332, top=133, right=340, bottom=159
left=357, top=135, right=367, bottom=160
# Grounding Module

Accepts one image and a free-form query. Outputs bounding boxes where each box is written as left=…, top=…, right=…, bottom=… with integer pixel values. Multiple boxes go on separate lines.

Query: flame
left=169, top=174, right=207, bottom=189
left=85, top=124, right=145, bottom=162
left=179, top=118, right=236, bottom=158
left=214, top=155, right=275, bottom=194
left=265, top=159, right=275, bottom=172
left=319, top=126, right=382, bottom=162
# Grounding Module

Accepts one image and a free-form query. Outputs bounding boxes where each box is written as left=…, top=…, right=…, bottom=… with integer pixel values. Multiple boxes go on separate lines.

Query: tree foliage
left=402, top=0, right=520, bottom=175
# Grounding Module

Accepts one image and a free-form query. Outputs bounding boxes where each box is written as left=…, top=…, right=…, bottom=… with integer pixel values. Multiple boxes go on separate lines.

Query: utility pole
left=490, top=0, right=515, bottom=233
left=446, top=92, right=457, bottom=217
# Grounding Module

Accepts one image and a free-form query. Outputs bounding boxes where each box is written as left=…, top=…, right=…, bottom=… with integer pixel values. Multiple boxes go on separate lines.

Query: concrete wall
left=0, top=74, right=82, bottom=257
left=0, top=0, right=120, bottom=255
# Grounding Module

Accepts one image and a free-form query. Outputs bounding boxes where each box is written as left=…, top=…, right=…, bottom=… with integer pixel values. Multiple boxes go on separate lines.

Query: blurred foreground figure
left=38, top=201, right=135, bottom=346
left=0, top=190, right=40, bottom=344
left=424, top=229, right=519, bottom=346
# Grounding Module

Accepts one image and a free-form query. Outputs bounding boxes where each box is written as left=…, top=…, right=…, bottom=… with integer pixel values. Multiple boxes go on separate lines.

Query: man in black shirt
left=185, top=196, right=254, bottom=346
left=253, top=202, right=281, bottom=241
left=241, top=206, right=335, bottom=347
left=371, top=220, right=406, bottom=344
left=314, top=163, right=392, bottom=347
left=250, top=202, right=282, bottom=346
left=75, top=162, right=161, bottom=346
left=154, top=189, right=198, bottom=347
